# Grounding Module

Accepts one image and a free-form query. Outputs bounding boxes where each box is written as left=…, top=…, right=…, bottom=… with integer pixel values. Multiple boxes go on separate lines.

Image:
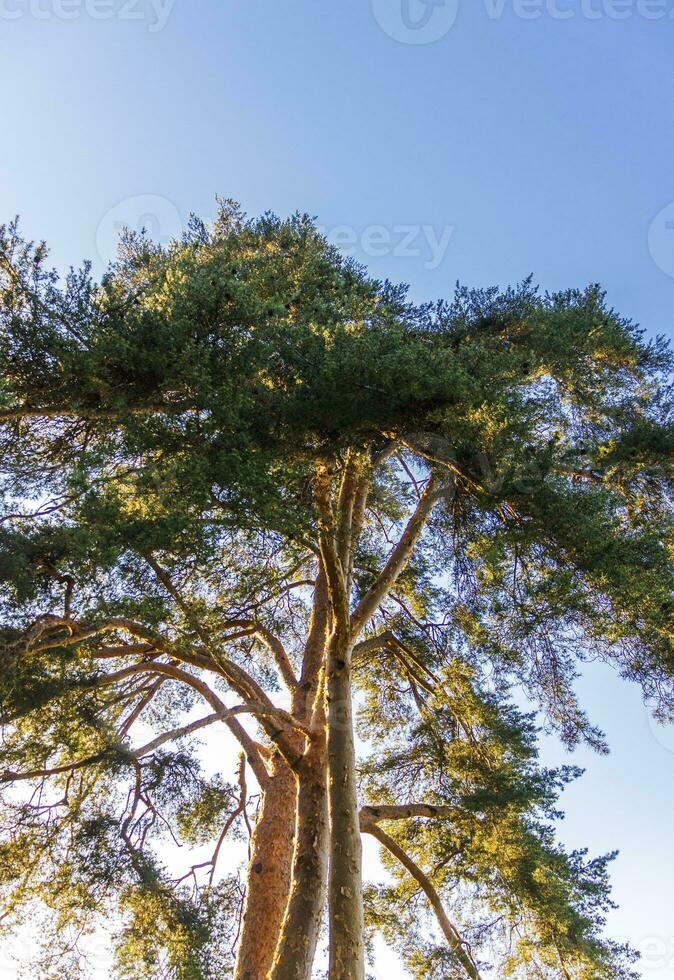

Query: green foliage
left=0, top=203, right=671, bottom=977
left=176, top=777, right=240, bottom=846
left=360, top=660, right=638, bottom=978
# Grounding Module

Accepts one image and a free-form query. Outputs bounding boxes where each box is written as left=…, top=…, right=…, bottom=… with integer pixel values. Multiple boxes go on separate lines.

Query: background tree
left=0, top=204, right=671, bottom=979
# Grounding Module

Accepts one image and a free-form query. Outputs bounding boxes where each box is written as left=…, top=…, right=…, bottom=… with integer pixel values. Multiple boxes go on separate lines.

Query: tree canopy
left=0, top=202, right=671, bottom=979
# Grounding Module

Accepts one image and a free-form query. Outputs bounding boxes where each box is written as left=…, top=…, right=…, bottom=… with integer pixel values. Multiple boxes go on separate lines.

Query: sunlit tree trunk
left=270, top=731, right=328, bottom=980
left=234, top=755, right=297, bottom=980
left=315, top=463, right=366, bottom=980
left=325, top=628, right=364, bottom=980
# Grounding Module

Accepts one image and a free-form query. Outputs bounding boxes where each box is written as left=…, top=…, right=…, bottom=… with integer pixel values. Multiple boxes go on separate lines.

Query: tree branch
left=222, top=619, right=298, bottom=691
left=295, top=566, right=330, bottom=721
left=142, top=557, right=307, bottom=763
left=134, top=662, right=310, bottom=741
left=361, top=821, right=482, bottom=979
left=360, top=804, right=454, bottom=823
left=315, top=464, right=349, bottom=629
left=1, top=754, right=107, bottom=784
left=13, top=612, right=292, bottom=781
left=353, top=632, right=439, bottom=697
left=351, top=474, right=451, bottom=637
left=132, top=713, right=221, bottom=757
left=0, top=402, right=195, bottom=423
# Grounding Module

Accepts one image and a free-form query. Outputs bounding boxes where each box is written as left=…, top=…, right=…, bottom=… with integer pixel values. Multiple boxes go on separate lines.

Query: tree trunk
left=315, top=463, right=365, bottom=979
left=326, top=631, right=364, bottom=980
left=234, top=755, right=297, bottom=980
left=270, top=732, right=328, bottom=980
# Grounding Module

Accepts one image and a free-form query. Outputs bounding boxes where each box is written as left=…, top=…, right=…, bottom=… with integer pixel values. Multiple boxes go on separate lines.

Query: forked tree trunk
left=234, top=755, right=297, bottom=980
left=326, top=630, right=364, bottom=980
left=314, top=464, right=366, bottom=979
left=270, top=732, right=329, bottom=980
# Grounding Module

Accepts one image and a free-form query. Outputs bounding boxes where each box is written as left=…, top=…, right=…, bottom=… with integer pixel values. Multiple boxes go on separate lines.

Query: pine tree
left=0, top=203, right=671, bottom=979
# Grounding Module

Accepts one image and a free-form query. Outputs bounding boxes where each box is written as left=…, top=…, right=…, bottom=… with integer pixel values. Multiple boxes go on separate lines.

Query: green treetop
left=0, top=202, right=671, bottom=979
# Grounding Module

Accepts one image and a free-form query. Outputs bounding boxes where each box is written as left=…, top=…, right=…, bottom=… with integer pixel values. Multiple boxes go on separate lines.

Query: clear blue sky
left=1, top=3, right=674, bottom=976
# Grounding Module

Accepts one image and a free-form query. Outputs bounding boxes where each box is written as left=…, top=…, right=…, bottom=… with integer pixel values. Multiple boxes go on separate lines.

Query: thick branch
left=294, top=566, right=330, bottom=721
left=14, top=613, right=286, bottom=781
left=336, top=453, right=360, bottom=571
left=351, top=474, right=451, bottom=637
left=135, top=662, right=310, bottom=740
left=222, top=619, right=298, bottom=691
left=0, top=402, right=194, bottom=423
left=133, top=713, right=221, bottom=757
left=360, top=804, right=454, bottom=823
left=2, top=684, right=297, bottom=787
left=354, top=631, right=438, bottom=695
left=82, top=612, right=298, bottom=765
left=315, top=465, right=349, bottom=628
left=362, top=822, right=482, bottom=980
left=143, top=557, right=302, bottom=758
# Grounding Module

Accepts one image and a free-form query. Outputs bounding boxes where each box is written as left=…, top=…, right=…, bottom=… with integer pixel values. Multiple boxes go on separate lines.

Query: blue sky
left=1, top=2, right=674, bottom=976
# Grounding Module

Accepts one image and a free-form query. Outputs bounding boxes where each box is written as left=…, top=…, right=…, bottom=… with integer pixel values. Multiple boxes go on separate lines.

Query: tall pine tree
left=0, top=203, right=671, bottom=978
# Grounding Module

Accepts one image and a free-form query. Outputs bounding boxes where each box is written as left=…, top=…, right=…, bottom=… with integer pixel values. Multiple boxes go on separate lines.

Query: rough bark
left=270, top=732, right=328, bottom=980
left=326, top=627, right=364, bottom=980
left=316, top=465, right=366, bottom=980
left=296, top=568, right=329, bottom=724
left=234, top=755, right=297, bottom=980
